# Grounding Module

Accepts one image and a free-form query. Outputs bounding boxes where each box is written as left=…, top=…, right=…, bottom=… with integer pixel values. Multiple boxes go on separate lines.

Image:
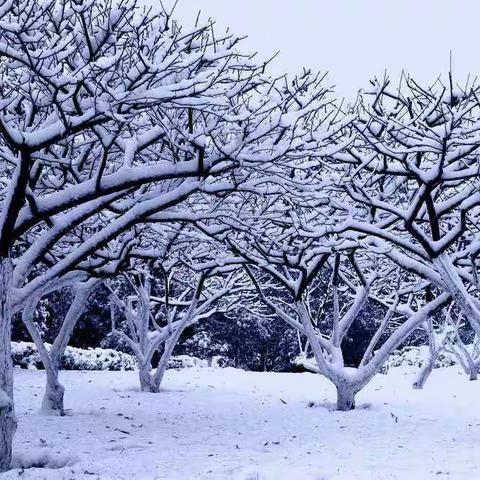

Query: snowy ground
left=2, top=366, right=480, bottom=480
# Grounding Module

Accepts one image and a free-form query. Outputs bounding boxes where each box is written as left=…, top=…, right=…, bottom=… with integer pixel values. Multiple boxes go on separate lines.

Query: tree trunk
left=463, top=352, right=479, bottom=381
left=23, top=280, right=98, bottom=415
left=153, top=320, right=190, bottom=390
left=413, top=326, right=440, bottom=390
left=45, top=281, right=98, bottom=413
left=335, top=383, right=357, bottom=411
left=138, top=363, right=159, bottom=393
left=448, top=336, right=479, bottom=382
left=22, top=299, right=66, bottom=415
left=0, top=258, right=15, bottom=472
left=153, top=338, right=176, bottom=390
left=460, top=346, right=478, bottom=381
left=41, top=367, right=66, bottom=415
left=461, top=351, right=478, bottom=382
left=434, top=255, right=480, bottom=338
left=413, top=352, right=435, bottom=389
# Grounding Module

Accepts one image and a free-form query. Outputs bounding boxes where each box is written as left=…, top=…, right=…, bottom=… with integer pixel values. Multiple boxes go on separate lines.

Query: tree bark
left=460, top=351, right=478, bottom=381
left=335, top=383, right=357, bottom=411
left=0, top=258, right=15, bottom=472
left=42, top=368, right=66, bottom=414
left=45, top=281, right=98, bottom=413
left=413, top=322, right=439, bottom=390
left=152, top=336, right=177, bottom=390
left=138, top=363, right=159, bottom=393
left=453, top=339, right=479, bottom=382
left=153, top=319, right=190, bottom=390
left=23, top=280, right=99, bottom=415
left=413, top=352, right=436, bottom=389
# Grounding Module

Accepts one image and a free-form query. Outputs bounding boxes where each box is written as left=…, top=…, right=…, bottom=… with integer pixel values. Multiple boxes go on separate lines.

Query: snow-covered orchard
left=1, top=0, right=480, bottom=478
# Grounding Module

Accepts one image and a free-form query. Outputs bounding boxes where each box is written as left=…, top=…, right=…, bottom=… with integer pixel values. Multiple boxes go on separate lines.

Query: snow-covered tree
left=273, top=73, right=480, bottom=403
left=0, top=0, right=315, bottom=468
left=414, top=303, right=479, bottom=388
left=327, top=75, right=480, bottom=337
left=109, top=261, right=247, bottom=392
left=187, top=96, right=453, bottom=409
left=237, top=240, right=446, bottom=410
left=21, top=278, right=100, bottom=414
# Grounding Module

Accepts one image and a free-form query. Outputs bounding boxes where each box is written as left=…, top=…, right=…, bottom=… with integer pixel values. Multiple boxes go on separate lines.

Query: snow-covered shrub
left=12, top=342, right=137, bottom=371
left=382, top=345, right=458, bottom=371
left=11, top=342, right=40, bottom=369
left=12, top=450, right=76, bottom=470
left=12, top=341, right=222, bottom=371
left=60, top=345, right=137, bottom=371
left=166, top=355, right=207, bottom=370
left=100, top=331, right=136, bottom=354
left=163, top=354, right=228, bottom=369
left=291, top=354, right=319, bottom=373
left=181, top=330, right=230, bottom=362
left=211, top=355, right=231, bottom=368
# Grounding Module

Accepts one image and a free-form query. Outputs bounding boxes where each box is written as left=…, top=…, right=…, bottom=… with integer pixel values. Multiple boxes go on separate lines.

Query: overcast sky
left=156, top=1, right=479, bottom=101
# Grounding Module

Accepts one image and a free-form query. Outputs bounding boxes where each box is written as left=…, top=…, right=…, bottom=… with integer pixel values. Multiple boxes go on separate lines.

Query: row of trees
left=1, top=0, right=480, bottom=471
left=0, top=0, right=331, bottom=468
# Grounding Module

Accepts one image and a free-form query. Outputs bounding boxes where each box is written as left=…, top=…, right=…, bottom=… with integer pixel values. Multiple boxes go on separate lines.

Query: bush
left=11, top=342, right=39, bottom=369
left=11, top=342, right=225, bottom=372
left=382, top=345, right=458, bottom=371
left=12, top=342, right=137, bottom=371
left=166, top=355, right=207, bottom=370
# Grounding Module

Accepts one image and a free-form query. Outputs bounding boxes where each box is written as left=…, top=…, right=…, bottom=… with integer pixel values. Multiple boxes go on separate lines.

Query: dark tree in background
left=179, top=311, right=300, bottom=372
left=12, top=286, right=111, bottom=349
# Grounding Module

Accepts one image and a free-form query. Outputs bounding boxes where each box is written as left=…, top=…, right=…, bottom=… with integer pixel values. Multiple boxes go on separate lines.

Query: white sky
left=155, top=0, right=480, bottom=101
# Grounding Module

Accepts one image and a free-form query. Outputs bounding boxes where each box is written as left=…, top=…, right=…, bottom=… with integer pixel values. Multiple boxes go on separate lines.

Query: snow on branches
left=0, top=0, right=336, bottom=469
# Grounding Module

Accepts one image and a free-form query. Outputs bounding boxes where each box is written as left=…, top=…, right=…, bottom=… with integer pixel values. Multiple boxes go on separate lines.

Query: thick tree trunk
left=0, top=258, right=15, bottom=472
left=41, top=367, right=66, bottom=415
left=335, top=383, right=357, bottom=411
left=138, top=364, right=159, bottom=393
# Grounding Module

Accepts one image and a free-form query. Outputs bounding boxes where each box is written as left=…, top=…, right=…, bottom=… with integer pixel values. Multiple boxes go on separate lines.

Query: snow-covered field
left=3, top=366, right=480, bottom=480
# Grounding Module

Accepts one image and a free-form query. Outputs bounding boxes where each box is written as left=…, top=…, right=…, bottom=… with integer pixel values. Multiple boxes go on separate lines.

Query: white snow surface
left=3, top=366, right=480, bottom=479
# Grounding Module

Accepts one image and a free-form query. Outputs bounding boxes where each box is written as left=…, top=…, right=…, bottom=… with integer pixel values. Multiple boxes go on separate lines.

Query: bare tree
left=21, top=279, right=100, bottom=414
left=325, top=75, right=480, bottom=338
left=189, top=128, right=453, bottom=409
left=414, top=304, right=480, bottom=388
left=279, top=73, right=480, bottom=402
left=0, top=0, right=299, bottom=468
left=109, top=261, right=247, bottom=392
left=239, top=244, right=447, bottom=410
